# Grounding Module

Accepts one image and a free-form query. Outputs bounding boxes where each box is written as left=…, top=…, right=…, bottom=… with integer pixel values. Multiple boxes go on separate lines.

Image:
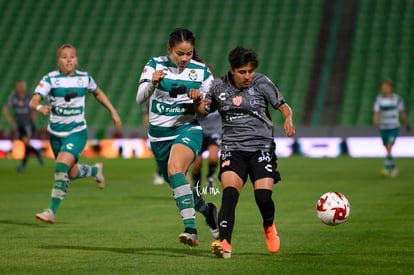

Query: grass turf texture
left=0, top=156, right=413, bottom=274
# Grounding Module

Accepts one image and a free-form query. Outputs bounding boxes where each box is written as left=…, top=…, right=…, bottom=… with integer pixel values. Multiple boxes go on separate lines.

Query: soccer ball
left=316, top=192, right=350, bottom=226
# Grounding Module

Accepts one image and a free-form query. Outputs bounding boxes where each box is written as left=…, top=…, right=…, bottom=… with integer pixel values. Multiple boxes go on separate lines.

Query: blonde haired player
left=30, top=44, right=122, bottom=223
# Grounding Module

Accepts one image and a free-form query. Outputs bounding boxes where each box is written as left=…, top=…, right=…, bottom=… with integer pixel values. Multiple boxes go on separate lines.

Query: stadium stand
left=0, top=0, right=411, bottom=136
left=0, top=0, right=322, bottom=136
left=340, top=0, right=414, bottom=126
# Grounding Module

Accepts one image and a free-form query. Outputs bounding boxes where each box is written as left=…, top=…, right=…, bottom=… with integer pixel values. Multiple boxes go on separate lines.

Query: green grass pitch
left=1, top=156, right=413, bottom=274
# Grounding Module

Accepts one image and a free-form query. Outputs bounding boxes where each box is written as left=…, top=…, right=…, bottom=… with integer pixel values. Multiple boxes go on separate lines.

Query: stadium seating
left=0, top=0, right=322, bottom=135
left=340, top=0, right=414, bottom=126
left=0, top=0, right=411, bottom=134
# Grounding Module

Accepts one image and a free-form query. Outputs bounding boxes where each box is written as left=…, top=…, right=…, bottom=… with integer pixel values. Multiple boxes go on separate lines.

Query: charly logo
left=195, top=180, right=220, bottom=196
left=188, top=69, right=198, bottom=81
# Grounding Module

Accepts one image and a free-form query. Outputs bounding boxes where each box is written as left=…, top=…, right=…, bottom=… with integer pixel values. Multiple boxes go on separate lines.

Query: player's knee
left=167, top=160, right=186, bottom=176
left=55, top=162, right=69, bottom=173
left=254, top=189, right=273, bottom=205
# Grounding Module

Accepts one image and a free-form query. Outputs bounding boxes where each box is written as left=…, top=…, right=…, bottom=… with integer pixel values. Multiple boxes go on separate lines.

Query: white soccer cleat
left=152, top=172, right=164, bottom=185
left=390, top=168, right=399, bottom=178
left=35, top=208, right=55, bottom=224
left=178, top=232, right=199, bottom=247
left=94, top=163, right=105, bottom=189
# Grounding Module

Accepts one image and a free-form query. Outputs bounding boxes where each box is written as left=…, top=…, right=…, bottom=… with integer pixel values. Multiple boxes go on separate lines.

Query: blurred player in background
left=31, top=44, right=122, bottom=224
left=190, top=46, right=295, bottom=259
left=2, top=80, right=44, bottom=172
left=192, top=111, right=221, bottom=193
left=373, top=79, right=411, bottom=178
left=142, top=100, right=164, bottom=185
left=136, top=27, right=219, bottom=247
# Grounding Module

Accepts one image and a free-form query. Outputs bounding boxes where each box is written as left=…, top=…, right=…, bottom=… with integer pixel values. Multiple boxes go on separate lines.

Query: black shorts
left=200, top=134, right=221, bottom=153
left=219, top=150, right=281, bottom=184
left=17, top=122, right=35, bottom=139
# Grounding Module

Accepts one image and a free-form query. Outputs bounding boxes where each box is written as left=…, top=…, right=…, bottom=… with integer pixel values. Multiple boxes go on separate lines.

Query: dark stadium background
left=1, top=0, right=412, bottom=143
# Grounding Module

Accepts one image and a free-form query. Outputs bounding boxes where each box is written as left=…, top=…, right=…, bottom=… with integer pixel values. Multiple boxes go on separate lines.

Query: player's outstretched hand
left=188, top=89, right=203, bottom=102
left=283, top=119, right=295, bottom=137
left=112, top=112, right=122, bottom=130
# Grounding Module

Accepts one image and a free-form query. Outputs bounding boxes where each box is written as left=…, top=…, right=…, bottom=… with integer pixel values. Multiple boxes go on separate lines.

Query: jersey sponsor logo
left=258, top=151, right=272, bottom=163
left=232, top=96, right=243, bottom=106
left=54, top=106, right=82, bottom=116
left=250, top=98, right=259, bottom=108
left=37, top=82, right=43, bottom=88
left=155, top=102, right=186, bottom=114
left=53, top=78, right=60, bottom=86
left=221, top=159, right=231, bottom=168
left=170, top=84, right=187, bottom=98
left=188, top=69, right=198, bottom=81
left=225, top=113, right=249, bottom=122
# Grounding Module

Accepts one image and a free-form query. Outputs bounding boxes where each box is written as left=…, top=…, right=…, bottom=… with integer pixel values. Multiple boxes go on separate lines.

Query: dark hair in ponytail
left=168, top=27, right=204, bottom=63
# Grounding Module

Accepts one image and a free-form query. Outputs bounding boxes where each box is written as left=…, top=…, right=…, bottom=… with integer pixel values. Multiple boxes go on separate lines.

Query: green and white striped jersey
left=34, top=70, right=97, bottom=137
left=139, top=56, right=213, bottom=142
left=373, top=93, right=405, bottom=130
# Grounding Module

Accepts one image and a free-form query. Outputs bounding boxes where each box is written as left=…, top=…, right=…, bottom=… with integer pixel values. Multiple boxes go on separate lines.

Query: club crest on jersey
left=77, top=77, right=84, bottom=87
left=188, top=69, right=198, bottom=81
left=232, top=96, right=243, bottom=106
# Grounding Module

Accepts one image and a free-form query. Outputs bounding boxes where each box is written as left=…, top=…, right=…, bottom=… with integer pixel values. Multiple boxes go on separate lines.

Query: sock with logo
left=218, top=187, right=239, bottom=243
left=72, top=164, right=97, bottom=180
left=169, top=173, right=196, bottom=230
left=49, top=162, right=70, bottom=214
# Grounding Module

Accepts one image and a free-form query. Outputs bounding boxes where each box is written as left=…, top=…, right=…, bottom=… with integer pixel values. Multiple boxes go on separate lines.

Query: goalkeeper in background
left=373, top=79, right=411, bottom=178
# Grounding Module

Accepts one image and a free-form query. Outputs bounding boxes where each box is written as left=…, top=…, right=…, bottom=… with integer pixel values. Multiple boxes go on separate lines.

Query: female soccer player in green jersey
left=373, top=80, right=411, bottom=177
left=136, top=28, right=219, bottom=247
left=30, top=44, right=122, bottom=224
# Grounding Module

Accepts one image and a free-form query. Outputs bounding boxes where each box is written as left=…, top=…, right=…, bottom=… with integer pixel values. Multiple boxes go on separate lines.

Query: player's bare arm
left=373, top=111, right=380, bottom=128
left=2, top=105, right=15, bottom=128
left=188, top=88, right=206, bottom=117
left=29, top=93, right=51, bottom=116
left=278, top=103, right=295, bottom=137
left=94, top=88, right=122, bottom=129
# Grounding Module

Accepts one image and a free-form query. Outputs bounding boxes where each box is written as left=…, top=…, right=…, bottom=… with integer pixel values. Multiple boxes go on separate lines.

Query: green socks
left=169, top=173, right=196, bottom=230
left=49, top=162, right=69, bottom=214
left=73, top=164, right=97, bottom=180
left=384, top=156, right=395, bottom=170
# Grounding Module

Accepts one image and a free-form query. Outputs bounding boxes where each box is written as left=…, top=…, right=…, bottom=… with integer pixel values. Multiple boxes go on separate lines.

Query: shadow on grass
left=128, top=195, right=172, bottom=202
left=0, top=220, right=44, bottom=227
left=40, top=244, right=212, bottom=258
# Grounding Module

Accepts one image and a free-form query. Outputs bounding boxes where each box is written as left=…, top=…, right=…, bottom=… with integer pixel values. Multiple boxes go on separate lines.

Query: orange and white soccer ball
left=316, top=192, right=350, bottom=226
